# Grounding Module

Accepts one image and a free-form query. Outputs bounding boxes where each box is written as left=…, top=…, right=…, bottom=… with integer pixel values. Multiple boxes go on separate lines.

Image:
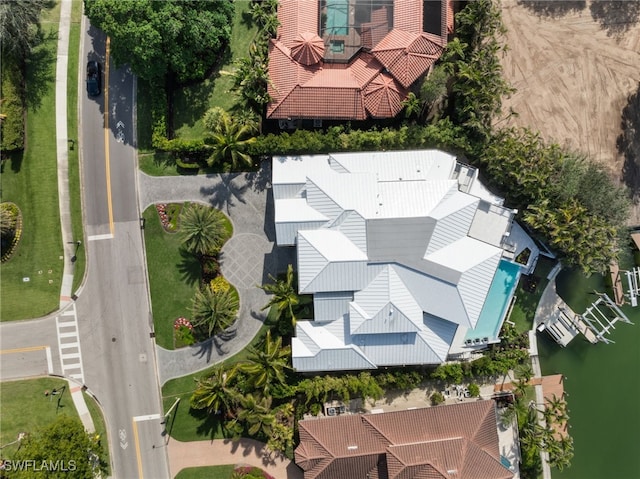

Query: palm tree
left=239, top=330, right=291, bottom=395
left=190, top=286, right=238, bottom=338
left=178, top=203, right=227, bottom=257
left=401, top=92, right=422, bottom=120
left=207, top=114, right=257, bottom=170
left=236, top=394, right=276, bottom=438
left=190, top=366, right=239, bottom=416
left=515, top=363, right=534, bottom=383
left=260, top=264, right=300, bottom=328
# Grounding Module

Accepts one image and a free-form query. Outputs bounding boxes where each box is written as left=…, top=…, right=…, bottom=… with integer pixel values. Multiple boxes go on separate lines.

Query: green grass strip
left=1, top=9, right=62, bottom=320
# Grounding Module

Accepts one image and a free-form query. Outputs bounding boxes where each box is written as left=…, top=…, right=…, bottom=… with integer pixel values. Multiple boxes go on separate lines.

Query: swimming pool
left=465, top=259, right=521, bottom=342
left=325, top=0, right=349, bottom=35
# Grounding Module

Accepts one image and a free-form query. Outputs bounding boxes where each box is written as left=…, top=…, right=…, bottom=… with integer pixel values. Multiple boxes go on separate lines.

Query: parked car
left=86, top=60, right=101, bottom=97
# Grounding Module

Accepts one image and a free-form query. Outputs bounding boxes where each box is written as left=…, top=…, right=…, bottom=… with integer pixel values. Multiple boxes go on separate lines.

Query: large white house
left=272, top=150, right=527, bottom=372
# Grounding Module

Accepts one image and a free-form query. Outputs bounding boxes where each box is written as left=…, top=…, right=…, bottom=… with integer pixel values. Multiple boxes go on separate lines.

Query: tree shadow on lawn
left=517, top=0, right=586, bottom=18
left=24, top=30, right=57, bottom=111
left=178, top=248, right=201, bottom=287
left=590, top=0, right=640, bottom=37
left=192, top=407, right=226, bottom=440
left=618, top=83, right=640, bottom=204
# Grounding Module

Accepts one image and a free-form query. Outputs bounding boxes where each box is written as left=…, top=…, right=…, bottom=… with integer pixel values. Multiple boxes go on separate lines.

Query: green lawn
left=68, top=0, right=86, bottom=293
left=1, top=0, right=85, bottom=315
left=173, top=1, right=257, bottom=140
left=175, top=465, right=235, bottom=479
left=508, top=256, right=557, bottom=334
left=161, top=324, right=268, bottom=442
left=0, top=377, right=107, bottom=468
left=144, top=205, right=200, bottom=349
left=1, top=7, right=62, bottom=320
left=144, top=203, right=234, bottom=349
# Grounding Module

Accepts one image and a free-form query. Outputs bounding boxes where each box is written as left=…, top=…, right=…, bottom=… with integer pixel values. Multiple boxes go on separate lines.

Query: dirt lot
left=497, top=0, right=640, bottom=222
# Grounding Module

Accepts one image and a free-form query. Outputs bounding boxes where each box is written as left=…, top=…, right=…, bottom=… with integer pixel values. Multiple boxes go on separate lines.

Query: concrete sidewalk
left=167, top=438, right=303, bottom=479
left=54, top=0, right=95, bottom=435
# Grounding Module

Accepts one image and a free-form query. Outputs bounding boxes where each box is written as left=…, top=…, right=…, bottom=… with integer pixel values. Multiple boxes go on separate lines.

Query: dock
left=535, top=268, right=634, bottom=346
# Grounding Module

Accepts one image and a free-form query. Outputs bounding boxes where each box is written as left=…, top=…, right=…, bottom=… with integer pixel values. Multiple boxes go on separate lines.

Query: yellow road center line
left=132, top=418, right=144, bottom=479
left=104, top=37, right=115, bottom=236
left=0, top=345, right=48, bottom=355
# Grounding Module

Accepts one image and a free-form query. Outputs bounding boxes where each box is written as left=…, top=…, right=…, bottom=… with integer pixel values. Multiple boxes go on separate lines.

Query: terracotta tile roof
left=267, top=0, right=449, bottom=120
left=364, top=73, right=407, bottom=118
left=372, top=31, right=445, bottom=88
left=296, top=401, right=514, bottom=479
left=291, top=32, right=325, bottom=66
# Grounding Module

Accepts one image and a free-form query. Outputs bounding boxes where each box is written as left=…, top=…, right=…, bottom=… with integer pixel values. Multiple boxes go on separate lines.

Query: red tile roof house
left=295, top=400, right=515, bottom=479
left=267, top=0, right=454, bottom=121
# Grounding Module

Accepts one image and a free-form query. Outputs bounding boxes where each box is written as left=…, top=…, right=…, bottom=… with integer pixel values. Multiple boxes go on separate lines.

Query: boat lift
left=580, top=293, right=634, bottom=344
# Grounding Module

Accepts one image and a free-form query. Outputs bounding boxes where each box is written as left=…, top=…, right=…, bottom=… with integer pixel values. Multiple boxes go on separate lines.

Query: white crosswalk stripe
left=55, top=303, right=85, bottom=383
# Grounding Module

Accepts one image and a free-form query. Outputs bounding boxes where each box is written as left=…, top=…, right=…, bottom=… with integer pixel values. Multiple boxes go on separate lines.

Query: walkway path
left=168, top=438, right=303, bottom=479
left=137, top=166, right=294, bottom=385
left=53, top=0, right=95, bottom=434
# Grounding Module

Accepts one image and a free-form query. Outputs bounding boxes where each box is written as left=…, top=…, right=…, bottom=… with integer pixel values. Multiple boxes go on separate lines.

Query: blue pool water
left=326, top=0, right=349, bottom=35
left=465, top=259, right=521, bottom=341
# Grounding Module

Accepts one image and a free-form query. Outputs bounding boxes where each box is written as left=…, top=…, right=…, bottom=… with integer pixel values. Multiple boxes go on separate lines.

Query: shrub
left=430, top=391, right=445, bottom=406
left=174, top=325, right=195, bottom=347
left=210, top=276, right=231, bottom=294
left=203, top=107, right=230, bottom=133
left=1, top=65, right=25, bottom=151
left=468, top=383, right=480, bottom=397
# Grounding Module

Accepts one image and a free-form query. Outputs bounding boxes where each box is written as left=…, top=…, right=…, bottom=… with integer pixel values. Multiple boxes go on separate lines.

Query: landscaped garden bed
left=144, top=202, right=235, bottom=349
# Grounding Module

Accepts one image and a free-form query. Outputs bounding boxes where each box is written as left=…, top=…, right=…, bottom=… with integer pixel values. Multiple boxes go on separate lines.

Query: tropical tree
left=401, top=92, right=422, bottom=120
left=446, top=0, right=514, bottom=145
left=239, top=330, right=291, bottom=395
left=515, top=363, right=534, bottom=383
left=190, top=285, right=238, bottom=338
left=190, top=366, right=239, bottom=416
left=0, top=0, right=46, bottom=62
left=260, top=264, right=306, bottom=330
left=178, top=203, right=228, bottom=257
left=230, top=55, right=272, bottom=111
left=207, top=114, right=257, bottom=170
left=84, top=0, right=233, bottom=85
left=202, top=107, right=231, bottom=134
left=418, top=65, right=449, bottom=120
left=11, top=415, right=107, bottom=478
left=234, top=394, right=276, bottom=438
left=524, top=198, right=618, bottom=275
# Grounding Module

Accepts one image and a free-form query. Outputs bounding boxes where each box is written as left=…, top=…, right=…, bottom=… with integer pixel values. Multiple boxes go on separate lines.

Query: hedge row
left=248, top=120, right=472, bottom=158
left=1, top=66, right=25, bottom=152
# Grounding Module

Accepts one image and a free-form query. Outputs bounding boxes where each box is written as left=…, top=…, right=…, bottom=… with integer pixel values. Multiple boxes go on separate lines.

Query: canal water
left=537, top=269, right=640, bottom=479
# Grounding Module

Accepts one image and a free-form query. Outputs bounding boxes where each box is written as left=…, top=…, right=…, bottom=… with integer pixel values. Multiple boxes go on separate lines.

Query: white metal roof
left=299, top=229, right=368, bottom=262
left=275, top=151, right=511, bottom=371
left=275, top=198, right=328, bottom=222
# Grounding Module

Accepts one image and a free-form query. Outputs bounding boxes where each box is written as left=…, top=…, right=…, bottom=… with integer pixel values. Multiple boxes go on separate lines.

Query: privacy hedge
left=1, top=65, right=25, bottom=152
left=248, top=120, right=472, bottom=158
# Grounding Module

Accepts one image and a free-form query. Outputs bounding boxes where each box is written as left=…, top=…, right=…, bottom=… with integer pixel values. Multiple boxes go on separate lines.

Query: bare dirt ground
left=497, top=0, right=640, bottom=223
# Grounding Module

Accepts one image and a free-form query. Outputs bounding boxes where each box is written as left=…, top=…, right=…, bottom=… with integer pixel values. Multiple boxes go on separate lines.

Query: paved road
left=0, top=315, right=61, bottom=380
left=77, top=18, right=169, bottom=479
